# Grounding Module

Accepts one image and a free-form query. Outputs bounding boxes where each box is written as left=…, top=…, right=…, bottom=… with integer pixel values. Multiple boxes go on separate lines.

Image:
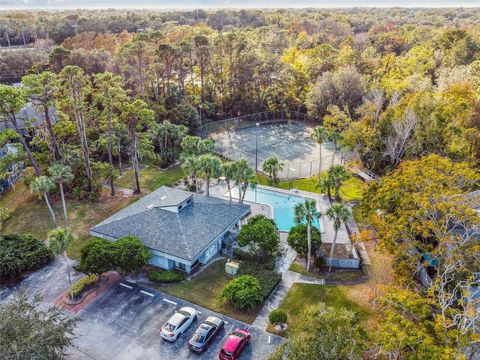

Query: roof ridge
left=175, top=212, right=192, bottom=259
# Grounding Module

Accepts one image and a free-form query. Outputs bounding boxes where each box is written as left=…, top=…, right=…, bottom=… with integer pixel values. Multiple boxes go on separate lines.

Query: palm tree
left=49, top=163, right=74, bottom=228
left=262, top=157, right=284, bottom=183
left=183, top=157, right=200, bottom=191
left=312, top=126, right=329, bottom=174
left=328, top=165, right=351, bottom=201
left=48, top=228, right=76, bottom=299
left=317, top=173, right=334, bottom=202
left=294, top=199, right=320, bottom=271
left=197, top=154, right=222, bottom=196
left=223, top=162, right=236, bottom=202
left=232, top=159, right=255, bottom=204
left=326, top=202, right=351, bottom=273
left=30, top=176, right=57, bottom=226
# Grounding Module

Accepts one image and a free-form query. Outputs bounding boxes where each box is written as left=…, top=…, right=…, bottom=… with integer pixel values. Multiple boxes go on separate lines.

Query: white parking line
left=119, top=282, right=133, bottom=289
left=140, top=290, right=154, bottom=297
left=163, top=298, right=177, bottom=306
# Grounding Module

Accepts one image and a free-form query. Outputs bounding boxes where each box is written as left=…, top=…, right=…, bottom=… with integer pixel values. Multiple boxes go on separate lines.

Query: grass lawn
left=0, top=182, right=30, bottom=209
left=255, top=174, right=366, bottom=203
left=116, top=165, right=185, bottom=192
left=288, top=262, right=364, bottom=282
left=2, top=188, right=133, bottom=258
left=268, top=283, right=371, bottom=336
left=158, top=259, right=262, bottom=324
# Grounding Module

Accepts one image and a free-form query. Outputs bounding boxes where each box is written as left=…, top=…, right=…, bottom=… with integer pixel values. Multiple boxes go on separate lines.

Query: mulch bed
left=54, top=271, right=121, bottom=314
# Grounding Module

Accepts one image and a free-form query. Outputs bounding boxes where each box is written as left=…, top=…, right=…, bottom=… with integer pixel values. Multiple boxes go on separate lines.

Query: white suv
left=161, top=307, right=198, bottom=341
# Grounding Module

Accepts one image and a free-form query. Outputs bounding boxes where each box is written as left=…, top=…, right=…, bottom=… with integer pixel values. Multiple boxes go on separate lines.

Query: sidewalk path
left=252, top=269, right=324, bottom=329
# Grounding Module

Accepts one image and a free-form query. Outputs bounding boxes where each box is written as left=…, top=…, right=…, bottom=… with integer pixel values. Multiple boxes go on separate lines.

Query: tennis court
left=210, top=120, right=342, bottom=179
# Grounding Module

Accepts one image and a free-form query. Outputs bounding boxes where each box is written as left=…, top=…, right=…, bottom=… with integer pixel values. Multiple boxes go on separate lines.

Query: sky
left=1, top=0, right=479, bottom=10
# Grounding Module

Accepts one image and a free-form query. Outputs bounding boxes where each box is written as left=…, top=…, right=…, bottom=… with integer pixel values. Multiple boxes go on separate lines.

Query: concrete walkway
left=251, top=236, right=325, bottom=329
left=252, top=268, right=324, bottom=329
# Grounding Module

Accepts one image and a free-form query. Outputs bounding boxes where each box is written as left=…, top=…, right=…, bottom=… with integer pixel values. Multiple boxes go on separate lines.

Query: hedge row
left=77, top=236, right=151, bottom=275
left=69, top=274, right=99, bottom=298
left=0, top=233, right=54, bottom=285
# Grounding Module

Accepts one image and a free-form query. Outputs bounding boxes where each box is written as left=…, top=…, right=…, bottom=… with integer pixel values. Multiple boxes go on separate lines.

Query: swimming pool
left=239, top=187, right=321, bottom=232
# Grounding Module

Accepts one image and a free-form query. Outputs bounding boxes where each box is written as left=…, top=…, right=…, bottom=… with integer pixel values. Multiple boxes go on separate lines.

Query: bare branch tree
left=382, top=109, right=418, bottom=167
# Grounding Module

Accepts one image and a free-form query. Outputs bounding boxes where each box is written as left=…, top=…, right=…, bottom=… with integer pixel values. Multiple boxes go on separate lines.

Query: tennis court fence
left=198, top=111, right=355, bottom=180
left=198, top=110, right=314, bottom=138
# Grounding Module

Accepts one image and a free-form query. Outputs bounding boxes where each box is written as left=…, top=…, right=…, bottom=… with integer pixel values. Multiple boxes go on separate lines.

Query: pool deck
left=208, top=181, right=351, bottom=247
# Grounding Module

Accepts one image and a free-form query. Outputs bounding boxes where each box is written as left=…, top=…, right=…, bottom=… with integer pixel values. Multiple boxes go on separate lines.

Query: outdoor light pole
left=255, top=122, right=260, bottom=172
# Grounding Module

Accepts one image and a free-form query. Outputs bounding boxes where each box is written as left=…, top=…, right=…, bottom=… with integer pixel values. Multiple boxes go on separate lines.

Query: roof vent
left=147, top=204, right=154, bottom=209
left=160, top=196, right=167, bottom=201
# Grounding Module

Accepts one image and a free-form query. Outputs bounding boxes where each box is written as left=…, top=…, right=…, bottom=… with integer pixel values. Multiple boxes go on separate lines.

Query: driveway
left=0, top=257, right=82, bottom=305
left=0, top=258, right=282, bottom=360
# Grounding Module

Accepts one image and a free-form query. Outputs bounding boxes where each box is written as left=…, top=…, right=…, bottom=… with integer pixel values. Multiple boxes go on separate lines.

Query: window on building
left=178, top=262, right=186, bottom=271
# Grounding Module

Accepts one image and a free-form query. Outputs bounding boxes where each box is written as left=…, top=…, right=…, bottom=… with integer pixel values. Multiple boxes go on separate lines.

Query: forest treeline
left=1, top=8, right=480, bottom=176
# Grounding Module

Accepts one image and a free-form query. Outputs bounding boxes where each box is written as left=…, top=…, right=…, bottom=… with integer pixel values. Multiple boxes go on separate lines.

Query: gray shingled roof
left=91, top=186, right=250, bottom=261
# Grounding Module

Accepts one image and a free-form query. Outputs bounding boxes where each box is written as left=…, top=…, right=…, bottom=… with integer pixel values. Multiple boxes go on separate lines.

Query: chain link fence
left=199, top=111, right=351, bottom=180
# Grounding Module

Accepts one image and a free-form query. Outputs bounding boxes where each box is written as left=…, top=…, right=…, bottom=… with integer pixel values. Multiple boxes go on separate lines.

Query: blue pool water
left=240, top=187, right=321, bottom=232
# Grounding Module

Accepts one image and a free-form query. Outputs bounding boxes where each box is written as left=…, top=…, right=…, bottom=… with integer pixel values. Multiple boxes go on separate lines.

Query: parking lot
left=70, top=280, right=282, bottom=360
left=0, top=259, right=281, bottom=360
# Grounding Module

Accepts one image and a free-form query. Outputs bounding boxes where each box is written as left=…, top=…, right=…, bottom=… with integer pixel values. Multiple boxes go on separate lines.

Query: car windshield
left=178, top=310, right=191, bottom=318
left=232, top=331, right=246, bottom=338
left=163, top=323, right=175, bottom=332
left=191, top=332, right=206, bottom=343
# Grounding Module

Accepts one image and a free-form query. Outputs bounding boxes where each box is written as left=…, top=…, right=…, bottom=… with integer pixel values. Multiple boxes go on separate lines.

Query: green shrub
left=0, top=233, right=53, bottom=284
left=314, top=256, right=327, bottom=270
left=114, top=235, right=151, bottom=274
left=238, top=261, right=281, bottom=299
left=148, top=269, right=185, bottom=283
left=269, top=309, right=287, bottom=325
left=233, top=249, right=275, bottom=270
left=78, top=236, right=150, bottom=275
left=69, top=274, right=98, bottom=297
left=237, top=214, right=279, bottom=261
left=77, top=238, right=115, bottom=275
left=287, top=224, right=322, bottom=264
left=220, top=275, right=263, bottom=310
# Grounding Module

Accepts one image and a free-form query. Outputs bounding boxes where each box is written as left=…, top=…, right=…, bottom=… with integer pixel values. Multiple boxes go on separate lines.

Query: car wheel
left=177, top=332, right=182, bottom=340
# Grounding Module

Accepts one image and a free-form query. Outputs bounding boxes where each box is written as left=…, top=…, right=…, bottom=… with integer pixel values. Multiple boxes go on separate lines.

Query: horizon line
left=2, top=5, right=480, bottom=11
